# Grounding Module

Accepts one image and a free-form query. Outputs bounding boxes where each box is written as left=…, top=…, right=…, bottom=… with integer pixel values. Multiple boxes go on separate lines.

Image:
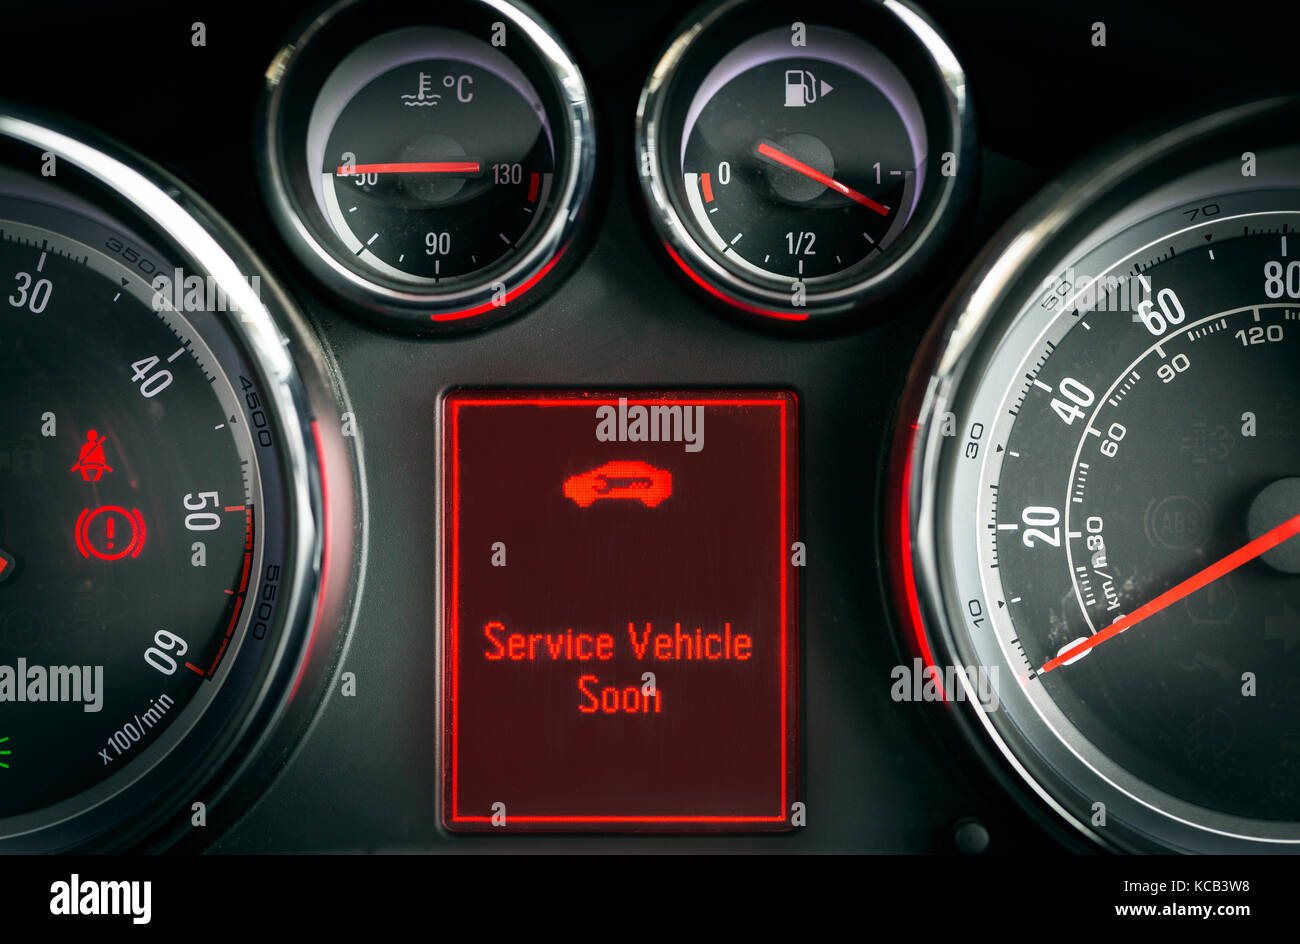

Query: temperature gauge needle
left=336, top=160, right=484, bottom=177
left=1040, top=511, right=1300, bottom=674
left=755, top=141, right=889, bottom=216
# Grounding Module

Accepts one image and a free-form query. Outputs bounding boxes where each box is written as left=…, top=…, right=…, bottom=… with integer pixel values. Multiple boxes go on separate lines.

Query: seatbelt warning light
left=443, top=389, right=799, bottom=832
left=70, top=429, right=114, bottom=482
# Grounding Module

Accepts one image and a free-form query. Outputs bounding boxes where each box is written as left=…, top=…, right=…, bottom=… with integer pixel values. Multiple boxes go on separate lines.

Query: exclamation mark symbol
left=106, top=517, right=115, bottom=551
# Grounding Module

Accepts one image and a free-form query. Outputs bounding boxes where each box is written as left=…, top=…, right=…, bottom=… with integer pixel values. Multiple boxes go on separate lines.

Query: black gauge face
left=0, top=221, right=261, bottom=818
left=318, top=48, right=554, bottom=283
left=995, top=227, right=1300, bottom=824
left=638, top=5, right=970, bottom=323
left=681, top=34, right=920, bottom=281
left=0, top=162, right=324, bottom=851
left=264, top=5, right=595, bottom=329
left=914, top=172, right=1300, bottom=851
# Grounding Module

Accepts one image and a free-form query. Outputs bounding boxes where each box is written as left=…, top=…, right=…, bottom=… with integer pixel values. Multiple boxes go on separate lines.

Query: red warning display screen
left=443, top=390, right=798, bottom=832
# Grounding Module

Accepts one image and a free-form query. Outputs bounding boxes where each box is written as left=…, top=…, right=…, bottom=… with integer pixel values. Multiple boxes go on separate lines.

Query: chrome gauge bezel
left=899, top=98, right=1300, bottom=853
left=635, top=0, right=975, bottom=325
left=258, top=0, right=597, bottom=331
left=0, top=111, right=356, bottom=852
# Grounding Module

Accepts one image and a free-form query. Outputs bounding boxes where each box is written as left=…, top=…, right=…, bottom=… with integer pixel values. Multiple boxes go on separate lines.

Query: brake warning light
left=75, top=506, right=146, bottom=561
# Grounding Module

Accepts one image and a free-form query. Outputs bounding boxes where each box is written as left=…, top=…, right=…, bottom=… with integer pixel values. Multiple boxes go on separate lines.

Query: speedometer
left=896, top=99, right=1300, bottom=852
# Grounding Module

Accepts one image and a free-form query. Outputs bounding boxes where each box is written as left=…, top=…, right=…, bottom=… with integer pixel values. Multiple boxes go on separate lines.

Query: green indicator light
left=0, top=735, right=10, bottom=768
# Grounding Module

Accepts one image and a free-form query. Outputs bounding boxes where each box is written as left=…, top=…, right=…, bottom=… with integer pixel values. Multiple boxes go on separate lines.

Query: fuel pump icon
left=783, top=70, right=834, bottom=107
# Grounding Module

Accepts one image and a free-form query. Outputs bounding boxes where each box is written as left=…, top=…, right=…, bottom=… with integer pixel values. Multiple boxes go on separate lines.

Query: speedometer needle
left=1040, top=511, right=1300, bottom=674
left=755, top=141, right=889, bottom=216
left=336, top=161, right=483, bottom=177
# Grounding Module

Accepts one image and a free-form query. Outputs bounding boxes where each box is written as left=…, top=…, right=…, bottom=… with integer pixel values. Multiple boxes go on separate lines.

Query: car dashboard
left=2, top=0, right=1300, bottom=886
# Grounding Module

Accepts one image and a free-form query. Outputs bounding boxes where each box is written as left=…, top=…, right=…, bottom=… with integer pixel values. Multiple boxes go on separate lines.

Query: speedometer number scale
left=986, top=223, right=1300, bottom=827
left=902, top=115, right=1300, bottom=851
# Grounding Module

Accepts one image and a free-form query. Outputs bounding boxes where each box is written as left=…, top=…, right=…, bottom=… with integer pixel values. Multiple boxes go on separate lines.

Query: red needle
left=336, top=161, right=482, bottom=176
left=755, top=141, right=889, bottom=216
left=1040, top=511, right=1300, bottom=674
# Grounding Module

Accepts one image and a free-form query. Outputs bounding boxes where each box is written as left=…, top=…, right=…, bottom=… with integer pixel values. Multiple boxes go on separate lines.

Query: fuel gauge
left=636, top=0, right=975, bottom=325
left=678, top=36, right=922, bottom=282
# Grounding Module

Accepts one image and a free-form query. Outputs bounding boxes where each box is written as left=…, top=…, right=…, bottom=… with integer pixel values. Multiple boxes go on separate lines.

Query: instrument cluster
left=1, top=0, right=1298, bottom=863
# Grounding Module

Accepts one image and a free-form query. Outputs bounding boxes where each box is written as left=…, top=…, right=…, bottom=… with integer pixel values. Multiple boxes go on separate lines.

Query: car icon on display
left=563, top=461, right=673, bottom=508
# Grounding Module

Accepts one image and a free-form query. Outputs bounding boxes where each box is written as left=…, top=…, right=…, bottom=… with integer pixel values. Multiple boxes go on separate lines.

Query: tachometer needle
left=755, top=141, right=889, bottom=216
left=1040, top=511, right=1300, bottom=674
left=336, top=161, right=483, bottom=177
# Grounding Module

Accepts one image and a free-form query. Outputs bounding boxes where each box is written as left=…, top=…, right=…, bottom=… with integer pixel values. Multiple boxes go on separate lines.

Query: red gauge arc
left=661, top=243, right=810, bottom=323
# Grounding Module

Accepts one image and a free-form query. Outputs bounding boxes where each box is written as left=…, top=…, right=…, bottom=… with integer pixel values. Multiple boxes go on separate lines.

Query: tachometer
left=0, top=113, right=356, bottom=852
left=0, top=219, right=261, bottom=820
left=895, top=99, right=1300, bottom=852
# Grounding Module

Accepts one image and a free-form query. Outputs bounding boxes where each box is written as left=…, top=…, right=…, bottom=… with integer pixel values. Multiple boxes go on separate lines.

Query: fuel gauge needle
left=755, top=141, right=889, bottom=216
left=1040, top=511, right=1300, bottom=674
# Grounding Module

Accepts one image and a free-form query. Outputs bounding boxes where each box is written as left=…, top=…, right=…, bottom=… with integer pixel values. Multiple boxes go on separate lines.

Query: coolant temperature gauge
left=260, top=0, right=595, bottom=329
left=320, top=52, right=555, bottom=282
